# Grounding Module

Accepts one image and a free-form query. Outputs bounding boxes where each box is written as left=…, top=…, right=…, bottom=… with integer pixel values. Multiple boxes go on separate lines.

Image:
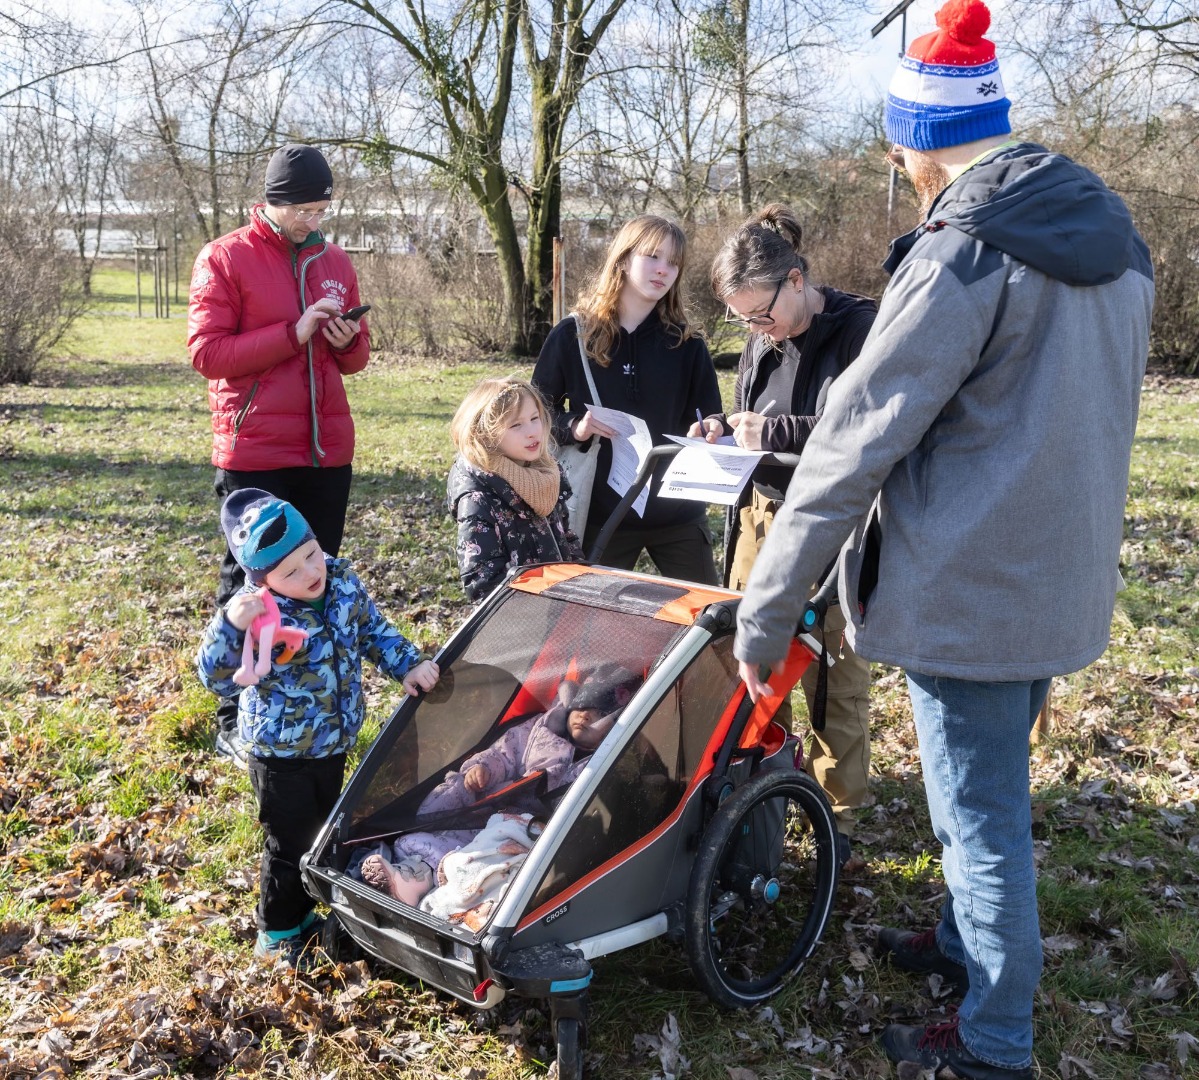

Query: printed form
left=659, top=435, right=766, bottom=505
left=586, top=405, right=652, bottom=517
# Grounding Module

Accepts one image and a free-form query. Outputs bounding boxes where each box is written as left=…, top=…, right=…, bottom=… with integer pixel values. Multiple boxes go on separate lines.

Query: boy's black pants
left=247, top=752, right=346, bottom=933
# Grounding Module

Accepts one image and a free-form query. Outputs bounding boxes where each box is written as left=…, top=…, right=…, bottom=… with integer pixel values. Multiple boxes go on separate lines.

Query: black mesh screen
left=522, top=634, right=742, bottom=916
left=346, top=586, right=685, bottom=839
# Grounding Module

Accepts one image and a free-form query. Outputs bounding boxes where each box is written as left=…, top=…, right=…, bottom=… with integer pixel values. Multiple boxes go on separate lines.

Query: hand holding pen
left=726, top=399, right=776, bottom=451
left=689, top=407, right=723, bottom=442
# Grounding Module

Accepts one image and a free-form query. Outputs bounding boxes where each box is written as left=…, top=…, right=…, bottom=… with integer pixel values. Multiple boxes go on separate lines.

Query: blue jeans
left=906, top=672, right=1051, bottom=1071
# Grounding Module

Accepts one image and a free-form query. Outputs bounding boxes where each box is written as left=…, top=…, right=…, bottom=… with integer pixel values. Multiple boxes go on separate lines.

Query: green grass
left=0, top=293, right=1197, bottom=1078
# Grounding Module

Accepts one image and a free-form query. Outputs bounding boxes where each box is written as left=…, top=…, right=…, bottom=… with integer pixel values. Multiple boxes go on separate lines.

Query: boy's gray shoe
left=254, top=918, right=327, bottom=972
left=876, top=927, right=970, bottom=993
left=214, top=728, right=250, bottom=767
left=880, top=1016, right=1032, bottom=1078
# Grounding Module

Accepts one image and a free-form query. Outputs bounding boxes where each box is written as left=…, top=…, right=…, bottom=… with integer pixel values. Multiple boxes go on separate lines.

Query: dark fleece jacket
left=531, top=310, right=722, bottom=533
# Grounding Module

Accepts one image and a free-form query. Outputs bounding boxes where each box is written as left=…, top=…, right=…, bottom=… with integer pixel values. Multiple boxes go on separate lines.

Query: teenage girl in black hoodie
left=531, top=215, right=722, bottom=584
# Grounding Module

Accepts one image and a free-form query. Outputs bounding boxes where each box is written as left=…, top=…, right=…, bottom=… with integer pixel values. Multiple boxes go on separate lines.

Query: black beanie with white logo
left=264, top=144, right=334, bottom=206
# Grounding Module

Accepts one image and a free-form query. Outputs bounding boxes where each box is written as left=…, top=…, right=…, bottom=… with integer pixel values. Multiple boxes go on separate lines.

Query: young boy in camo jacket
left=196, top=488, right=439, bottom=966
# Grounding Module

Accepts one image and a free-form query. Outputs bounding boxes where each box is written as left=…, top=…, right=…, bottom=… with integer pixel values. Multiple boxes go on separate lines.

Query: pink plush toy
left=233, top=588, right=309, bottom=687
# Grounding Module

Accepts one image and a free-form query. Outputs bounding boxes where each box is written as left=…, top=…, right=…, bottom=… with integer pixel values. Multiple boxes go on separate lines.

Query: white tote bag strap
left=571, top=312, right=602, bottom=410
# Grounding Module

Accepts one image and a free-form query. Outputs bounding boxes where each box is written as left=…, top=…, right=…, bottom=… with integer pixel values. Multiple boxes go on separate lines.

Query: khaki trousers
left=731, top=489, right=872, bottom=835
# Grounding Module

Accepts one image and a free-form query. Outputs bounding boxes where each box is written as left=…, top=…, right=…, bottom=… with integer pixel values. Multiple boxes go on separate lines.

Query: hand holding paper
left=586, top=405, right=653, bottom=517
left=575, top=410, right=619, bottom=440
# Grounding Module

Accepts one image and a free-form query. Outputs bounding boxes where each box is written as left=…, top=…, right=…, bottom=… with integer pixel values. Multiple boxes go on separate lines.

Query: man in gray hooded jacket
left=734, top=3, right=1153, bottom=1078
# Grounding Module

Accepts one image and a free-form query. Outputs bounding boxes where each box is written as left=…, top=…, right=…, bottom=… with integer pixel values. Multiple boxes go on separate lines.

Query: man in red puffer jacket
left=189, top=143, right=370, bottom=763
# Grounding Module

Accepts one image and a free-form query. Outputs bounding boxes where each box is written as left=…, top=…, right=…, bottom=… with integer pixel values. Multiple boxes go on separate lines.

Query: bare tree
left=1113, top=0, right=1198, bottom=78
left=687, top=0, right=845, bottom=215
left=583, top=0, right=852, bottom=228
left=1006, top=0, right=1199, bottom=372
left=587, top=0, right=737, bottom=225
left=26, top=73, right=126, bottom=296
left=132, top=0, right=304, bottom=244
left=319, top=0, right=630, bottom=355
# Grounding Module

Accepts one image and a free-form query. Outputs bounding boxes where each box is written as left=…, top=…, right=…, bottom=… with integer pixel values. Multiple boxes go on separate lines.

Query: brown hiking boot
left=880, top=1014, right=1032, bottom=1078
left=877, top=926, right=970, bottom=993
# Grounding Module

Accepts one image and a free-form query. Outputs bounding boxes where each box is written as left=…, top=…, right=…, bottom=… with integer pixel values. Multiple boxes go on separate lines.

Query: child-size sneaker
left=880, top=1014, right=1032, bottom=1078
left=254, top=912, right=326, bottom=971
left=214, top=728, right=250, bottom=768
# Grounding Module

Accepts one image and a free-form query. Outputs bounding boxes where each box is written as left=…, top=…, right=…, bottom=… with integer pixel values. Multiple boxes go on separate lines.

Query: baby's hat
left=572, top=663, right=643, bottom=715
left=221, top=488, right=315, bottom=584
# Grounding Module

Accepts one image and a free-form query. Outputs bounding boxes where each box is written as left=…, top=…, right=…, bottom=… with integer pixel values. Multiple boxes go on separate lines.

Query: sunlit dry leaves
left=1059, top=1053, right=1100, bottom=1078
left=633, top=1011, right=690, bottom=1080
left=1139, top=1064, right=1181, bottom=1080
left=895, top=1062, right=934, bottom=1079
left=847, top=948, right=872, bottom=972
left=1042, top=934, right=1082, bottom=956
left=1167, top=1031, right=1199, bottom=1066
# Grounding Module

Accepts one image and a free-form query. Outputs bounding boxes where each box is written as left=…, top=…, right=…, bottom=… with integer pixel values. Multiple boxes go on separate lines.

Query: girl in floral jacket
left=448, top=375, right=584, bottom=602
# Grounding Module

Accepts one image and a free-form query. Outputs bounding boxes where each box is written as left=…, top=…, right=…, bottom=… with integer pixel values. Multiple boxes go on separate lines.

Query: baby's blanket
left=420, top=812, right=542, bottom=930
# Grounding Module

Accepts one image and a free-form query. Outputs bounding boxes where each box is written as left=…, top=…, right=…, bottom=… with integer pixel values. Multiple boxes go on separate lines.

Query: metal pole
left=873, top=1, right=915, bottom=230
left=552, top=237, right=563, bottom=325
left=135, top=248, right=142, bottom=318
left=886, top=10, right=908, bottom=229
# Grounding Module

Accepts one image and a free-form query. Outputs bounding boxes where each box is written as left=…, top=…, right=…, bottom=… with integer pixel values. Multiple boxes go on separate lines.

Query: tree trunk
left=526, top=83, right=564, bottom=351
left=479, top=160, right=530, bottom=354
left=735, top=0, right=752, bottom=216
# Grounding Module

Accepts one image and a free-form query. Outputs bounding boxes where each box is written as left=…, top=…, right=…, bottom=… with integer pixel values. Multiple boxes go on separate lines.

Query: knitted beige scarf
left=488, top=454, right=561, bottom=518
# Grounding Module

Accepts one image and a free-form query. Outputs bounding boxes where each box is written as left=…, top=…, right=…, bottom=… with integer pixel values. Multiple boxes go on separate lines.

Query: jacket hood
left=916, top=143, right=1150, bottom=287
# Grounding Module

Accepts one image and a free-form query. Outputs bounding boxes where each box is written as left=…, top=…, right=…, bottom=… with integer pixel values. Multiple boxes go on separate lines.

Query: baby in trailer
left=358, top=663, right=644, bottom=911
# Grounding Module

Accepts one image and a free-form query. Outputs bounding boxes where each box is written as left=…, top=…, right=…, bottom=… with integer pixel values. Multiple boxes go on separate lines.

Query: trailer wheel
left=554, top=1016, right=584, bottom=1080
left=685, top=769, right=838, bottom=1009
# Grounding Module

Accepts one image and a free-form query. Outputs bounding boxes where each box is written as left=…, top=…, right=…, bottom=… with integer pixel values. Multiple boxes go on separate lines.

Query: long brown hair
left=709, top=202, right=811, bottom=302
left=575, top=215, right=694, bottom=367
left=450, top=376, right=557, bottom=472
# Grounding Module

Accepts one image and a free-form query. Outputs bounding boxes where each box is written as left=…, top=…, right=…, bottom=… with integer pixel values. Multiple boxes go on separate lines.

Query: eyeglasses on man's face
left=885, top=144, right=907, bottom=174
left=725, top=276, right=787, bottom=328
left=286, top=203, right=333, bottom=222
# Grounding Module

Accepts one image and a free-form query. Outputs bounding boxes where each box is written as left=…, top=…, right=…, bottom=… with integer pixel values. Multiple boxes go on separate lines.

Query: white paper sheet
left=658, top=438, right=767, bottom=504
left=587, top=405, right=652, bottom=517
left=664, top=432, right=740, bottom=449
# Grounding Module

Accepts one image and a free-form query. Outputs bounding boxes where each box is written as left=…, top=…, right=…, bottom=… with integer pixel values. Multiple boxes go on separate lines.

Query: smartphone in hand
left=338, top=303, right=371, bottom=321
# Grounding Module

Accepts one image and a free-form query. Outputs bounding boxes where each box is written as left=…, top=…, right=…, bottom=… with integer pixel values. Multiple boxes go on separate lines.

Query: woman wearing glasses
left=532, top=215, right=722, bottom=584
left=694, top=202, right=877, bottom=868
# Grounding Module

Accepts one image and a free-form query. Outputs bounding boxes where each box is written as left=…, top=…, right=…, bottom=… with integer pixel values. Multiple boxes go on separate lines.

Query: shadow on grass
left=20, top=359, right=186, bottom=389
left=4, top=454, right=449, bottom=529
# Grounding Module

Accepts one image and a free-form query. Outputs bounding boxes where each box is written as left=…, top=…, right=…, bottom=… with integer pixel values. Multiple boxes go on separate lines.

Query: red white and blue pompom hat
left=885, top=0, right=1011, bottom=151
